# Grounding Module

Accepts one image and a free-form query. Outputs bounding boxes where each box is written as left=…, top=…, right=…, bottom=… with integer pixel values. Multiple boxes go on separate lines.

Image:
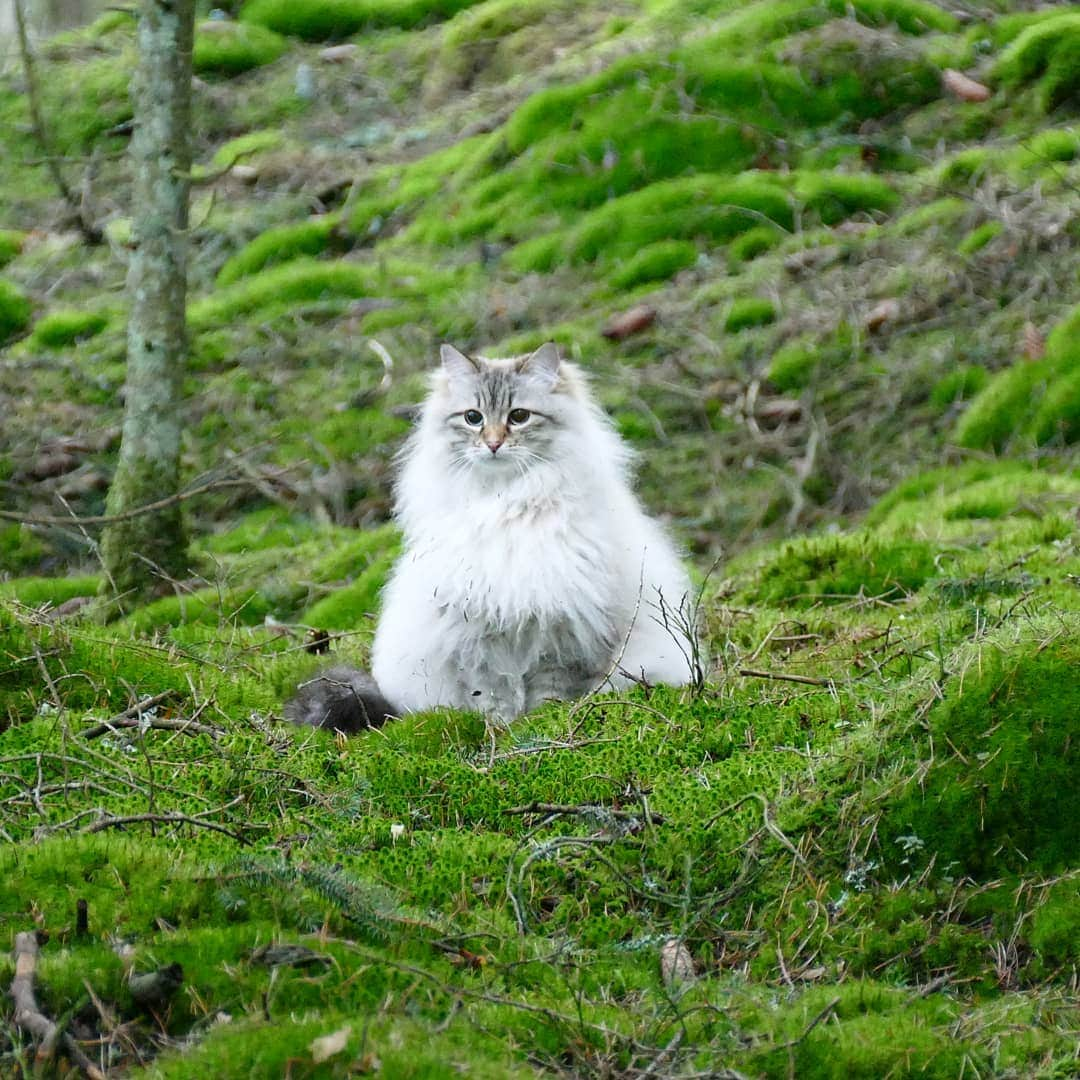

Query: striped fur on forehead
left=474, top=358, right=524, bottom=412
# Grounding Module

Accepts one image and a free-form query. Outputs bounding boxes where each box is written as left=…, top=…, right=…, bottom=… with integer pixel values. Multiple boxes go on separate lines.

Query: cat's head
left=430, top=342, right=574, bottom=471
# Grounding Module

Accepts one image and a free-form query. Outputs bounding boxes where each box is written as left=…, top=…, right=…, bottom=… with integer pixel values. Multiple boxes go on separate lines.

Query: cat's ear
left=518, top=342, right=561, bottom=389
left=440, top=344, right=478, bottom=385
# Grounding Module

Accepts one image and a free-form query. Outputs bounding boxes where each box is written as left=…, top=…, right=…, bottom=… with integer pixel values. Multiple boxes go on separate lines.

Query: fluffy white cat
left=286, top=342, right=697, bottom=732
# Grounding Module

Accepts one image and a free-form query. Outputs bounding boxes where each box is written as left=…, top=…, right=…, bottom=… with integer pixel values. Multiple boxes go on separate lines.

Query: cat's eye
left=463, top=409, right=483, bottom=426
left=507, top=408, right=531, bottom=425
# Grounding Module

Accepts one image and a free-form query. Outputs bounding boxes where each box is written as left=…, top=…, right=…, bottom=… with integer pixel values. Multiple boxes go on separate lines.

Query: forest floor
left=1, top=0, right=1079, bottom=1076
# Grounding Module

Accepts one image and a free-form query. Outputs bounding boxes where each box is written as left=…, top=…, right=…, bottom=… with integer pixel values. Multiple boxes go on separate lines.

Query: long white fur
left=371, top=343, right=697, bottom=724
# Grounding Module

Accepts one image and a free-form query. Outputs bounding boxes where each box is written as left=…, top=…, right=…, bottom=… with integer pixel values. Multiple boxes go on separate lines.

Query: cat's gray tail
left=284, top=666, right=398, bottom=733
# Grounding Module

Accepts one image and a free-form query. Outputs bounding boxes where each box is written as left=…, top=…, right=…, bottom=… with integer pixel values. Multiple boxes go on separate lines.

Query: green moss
left=430, top=0, right=581, bottom=93
left=725, top=297, right=777, bottom=333
left=1021, top=127, right=1080, bottom=165
left=27, top=308, right=109, bottom=349
left=120, top=587, right=276, bottom=634
left=202, top=509, right=326, bottom=555
left=883, top=642, right=1080, bottom=878
left=607, top=240, right=697, bottom=290
left=0, top=229, right=24, bottom=268
left=508, top=175, right=794, bottom=271
left=957, top=220, right=1003, bottom=256
left=215, top=217, right=341, bottom=286
left=794, top=173, right=899, bottom=224
left=193, top=20, right=288, bottom=76
left=240, top=0, right=483, bottom=39
left=728, top=224, right=785, bottom=264
left=300, top=548, right=398, bottom=631
left=994, top=13, right=1080, bottom=111
left=0, top=575, right=101, bottom=608
left=0, top=525, right=47, bottom=575
left=1030, top=366, right=1080, bottom=446
left=43, top=53, right=133, bottom=154
left=766, top=339, right=817, bottom=391
left=889, top=197, right=967, bottom=236
left=190, top=259, right=378, bottom=327
left=1028, top=881, right=1080, bottom=973
left=953, top=360, right=1050, bottom=451
left=935, top=146, right=991, bottom=186
left=0, top=278, right=32, bottom=342
left=209, top=129, right=286, bottom=170
left=747, top=532, right=936, bottom=606
left=928, top=364, right=988, bottom=410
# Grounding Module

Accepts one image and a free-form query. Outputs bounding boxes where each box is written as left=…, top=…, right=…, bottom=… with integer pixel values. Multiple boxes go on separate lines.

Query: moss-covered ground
left=1, top=0, right=1079, bottom=1075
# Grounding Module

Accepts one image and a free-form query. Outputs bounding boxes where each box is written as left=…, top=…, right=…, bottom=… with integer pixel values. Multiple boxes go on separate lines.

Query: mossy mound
left=215, top=216, right=342, bottom=286
left=725, top=296, right=777, bottom=333
left=607, top=240, right=697, bottom=290
left=193, top=20, right=289, bottom=77
left=882, top=642, right=1080, bottom=878
left=27, top=308, right=110, bottom=349
left=0, top=278, right=31, bottom=342
left=240, top=0, right=485, bottom=40
left=994, top=11, right=1080, bottom=111
left=0, top=230, right=24, bottom=268
left=745, top=531, right=936, bottom=606
left=955, top=302, right=1080, bottom=450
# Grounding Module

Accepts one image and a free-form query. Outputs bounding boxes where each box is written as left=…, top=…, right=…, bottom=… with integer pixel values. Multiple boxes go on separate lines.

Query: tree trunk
left=100, top=0, right=195, bottom=603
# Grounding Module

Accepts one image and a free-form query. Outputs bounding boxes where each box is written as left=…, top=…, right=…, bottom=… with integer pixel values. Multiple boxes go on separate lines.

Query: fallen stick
left=503, top=802, right=666, bottom=825
left=10, top=931, right=106, bottom=1079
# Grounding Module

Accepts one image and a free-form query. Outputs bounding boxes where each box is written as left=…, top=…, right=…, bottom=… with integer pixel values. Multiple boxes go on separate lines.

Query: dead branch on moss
left=738, top=667, right=835, bottom=688
left=705, top=792, right=807, bottom=867
left=10, top=931, right=106, bottom=1079
left=79, top=692, right=221, bottom=741
left=503, top=802, right=666, bottom=825
left=79, top=808, right=261, bottom=845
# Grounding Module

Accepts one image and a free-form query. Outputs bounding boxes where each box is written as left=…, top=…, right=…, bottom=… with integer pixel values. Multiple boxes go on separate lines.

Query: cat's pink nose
left=485, top=438, right=504, bottom=454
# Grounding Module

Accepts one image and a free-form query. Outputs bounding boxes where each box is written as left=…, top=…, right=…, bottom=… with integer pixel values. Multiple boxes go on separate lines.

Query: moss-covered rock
left=27, top=308, right=109, bottom=349
left=193, top=20, right=289, bottom=76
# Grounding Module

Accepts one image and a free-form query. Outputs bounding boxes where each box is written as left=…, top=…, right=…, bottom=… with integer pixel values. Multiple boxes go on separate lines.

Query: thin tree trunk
left=100, top=0, right=195, bottom=603
left=11, top=0, right=103, bottom=243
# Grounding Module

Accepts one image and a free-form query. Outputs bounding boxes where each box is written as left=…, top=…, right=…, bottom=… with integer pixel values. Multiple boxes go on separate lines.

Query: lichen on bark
left=100, top=0, right=196, bottom=604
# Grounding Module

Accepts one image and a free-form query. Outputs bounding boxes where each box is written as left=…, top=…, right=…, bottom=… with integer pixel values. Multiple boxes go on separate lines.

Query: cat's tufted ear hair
left=517, top=342, right=561, bottom=389
left=440, top=344, right=479, bottom=385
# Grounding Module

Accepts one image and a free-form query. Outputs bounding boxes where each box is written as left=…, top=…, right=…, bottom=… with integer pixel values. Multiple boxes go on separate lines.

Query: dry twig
left=10, top=932, right=106, bottom=1079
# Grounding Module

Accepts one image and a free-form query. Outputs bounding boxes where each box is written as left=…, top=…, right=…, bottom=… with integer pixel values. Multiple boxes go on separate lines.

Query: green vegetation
left=957, top=219, right=1004, bottom=255
left=725, top=296, right=777, bottom=332
left=994, top=11, right=1080, bottom=111
left=193, top=20, right=289, bottom=76
left=607, top=239, right=697, bottom=289
left=27, top=308, right=110, bottom=349
left=215, top=217, right=342, bottom=285
left=0, top=229, right=23, bottom=268
left=2, top=0, right=1079, bottom=1072
left=0, top=278, right=31, bottom=342
left=240, top=0, right=485, bottom=39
